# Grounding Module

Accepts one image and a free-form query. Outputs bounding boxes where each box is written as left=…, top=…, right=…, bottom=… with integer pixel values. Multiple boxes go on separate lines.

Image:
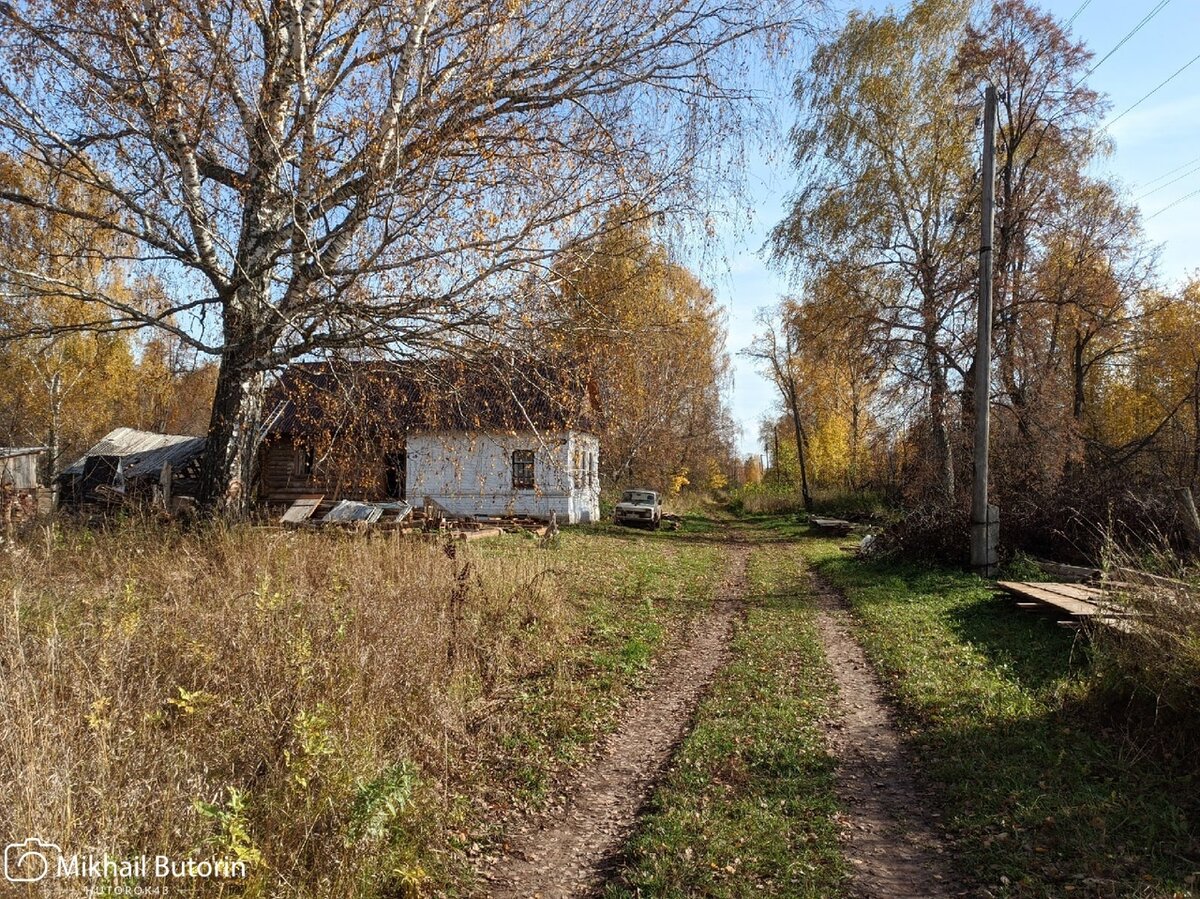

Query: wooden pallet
left=996, top=581, right=1135, bottom=621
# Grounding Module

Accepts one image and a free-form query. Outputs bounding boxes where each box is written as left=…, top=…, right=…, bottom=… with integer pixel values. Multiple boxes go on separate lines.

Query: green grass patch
left=605, top=542, right=848, bottom=898
left=800, top=536, right=1200, bottom=898
left=474, top=527, right=723, bottom=810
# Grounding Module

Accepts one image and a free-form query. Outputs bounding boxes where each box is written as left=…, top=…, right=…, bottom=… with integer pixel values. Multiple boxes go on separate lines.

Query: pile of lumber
left=280, top=496, right=417, bottom=532
left=278, top=495, right=555, bottom=542
left=996, top=580, right=1136, bottom=631
left=998, top=557, right=1196, bottom=637
left=811, top=517, right=854, bottom=536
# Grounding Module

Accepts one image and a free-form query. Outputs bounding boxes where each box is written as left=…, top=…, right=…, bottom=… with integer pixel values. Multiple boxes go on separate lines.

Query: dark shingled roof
left=266, top=359, right=597, bottom=438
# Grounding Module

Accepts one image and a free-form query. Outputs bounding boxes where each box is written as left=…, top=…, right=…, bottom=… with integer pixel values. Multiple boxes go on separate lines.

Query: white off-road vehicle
left=613, top=489, right=663, bottom=529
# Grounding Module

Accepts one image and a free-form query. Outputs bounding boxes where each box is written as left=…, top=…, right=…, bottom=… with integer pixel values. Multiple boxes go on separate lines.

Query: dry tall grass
left=1, top=522, right=570, bottom=896
left=1094, top=549, right=1200, bottom=722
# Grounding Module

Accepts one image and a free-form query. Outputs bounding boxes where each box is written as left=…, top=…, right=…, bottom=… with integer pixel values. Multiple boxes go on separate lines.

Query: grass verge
left=0, top=519, right=721, bottom=897
left=800, top=533, right=1200, bottom=898
left=604, top=539, right=848, bottom=898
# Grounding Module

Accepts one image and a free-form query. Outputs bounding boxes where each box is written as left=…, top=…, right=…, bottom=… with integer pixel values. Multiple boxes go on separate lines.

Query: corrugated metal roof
left=60, top=428, right=206, bottom=480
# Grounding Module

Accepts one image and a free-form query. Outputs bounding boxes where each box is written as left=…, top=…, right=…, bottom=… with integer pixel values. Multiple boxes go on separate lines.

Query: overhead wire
left=1084, top=0, right=1172, bottom=79
left=1145, top=186, right=1200, bottom=221
left=1104, top=50, right=1200, bottom=130
left=1137, top=152, right=1200, bottom=189
left=1066, top=0, right=1094, bottom=27
left=1137, top=160, right=1200, bottom=200
left=1070, top=2, right=1200, bottom=219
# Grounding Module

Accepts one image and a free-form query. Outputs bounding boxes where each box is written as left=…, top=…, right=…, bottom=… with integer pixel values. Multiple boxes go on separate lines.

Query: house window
left=512, top=449, right=535, bottom=489
left=294, top=446, right=315, bottom=477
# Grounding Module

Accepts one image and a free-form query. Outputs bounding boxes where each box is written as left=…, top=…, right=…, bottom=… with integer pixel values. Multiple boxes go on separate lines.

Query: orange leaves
left=545, top=207, right=735, bottom=488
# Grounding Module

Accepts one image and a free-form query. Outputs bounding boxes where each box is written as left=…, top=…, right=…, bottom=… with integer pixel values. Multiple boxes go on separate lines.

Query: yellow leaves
left=166, top=686, right=217, bottom=717
left=705, top=462, right=729, bottom=491
left=1086, top=282, right=1200, bottom=452
left=549, top=206, right=734, bottom=489
left=86, top=695, right=111, bottom=733
left=669, top=469, right=690, bottom=496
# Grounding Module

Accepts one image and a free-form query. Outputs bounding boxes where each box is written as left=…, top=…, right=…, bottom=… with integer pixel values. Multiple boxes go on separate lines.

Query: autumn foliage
left=760, top=0, right=1200, bottom=560
left=538, top=209, right=738, bottom=495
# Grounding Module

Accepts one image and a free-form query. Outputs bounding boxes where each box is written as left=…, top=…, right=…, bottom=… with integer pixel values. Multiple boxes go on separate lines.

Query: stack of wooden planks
left=996, top=580, right=1136, bottom=632
left=276, top=495, right=550, bottom=542
left=811, top=517, right=854, bottom=536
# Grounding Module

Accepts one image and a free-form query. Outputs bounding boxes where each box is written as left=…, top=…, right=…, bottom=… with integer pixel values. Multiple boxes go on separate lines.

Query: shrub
left=869, top=504, right=970, bottom=565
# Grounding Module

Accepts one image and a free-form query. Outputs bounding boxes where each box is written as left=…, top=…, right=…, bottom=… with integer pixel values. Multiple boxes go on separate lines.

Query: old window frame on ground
left=512, top=449, right=536, bottom=490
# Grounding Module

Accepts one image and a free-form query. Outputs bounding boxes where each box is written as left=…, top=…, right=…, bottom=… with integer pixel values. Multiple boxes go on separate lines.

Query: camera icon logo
left=4, top=838, right=60, bottom=883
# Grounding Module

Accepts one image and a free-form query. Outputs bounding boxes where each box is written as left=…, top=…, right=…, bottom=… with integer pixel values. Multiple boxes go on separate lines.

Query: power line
left=1137, top=161, right=1200, bottom=199
left=1106, top=49, right=1200, bottom=130
left=1084, top=0, right=1172, bottom=79
left=1066, top=0, right=1094, bottom=27
left=1145, top=186, right=1200, bottom=221
left=1138, top=152, right=1200, bottom=189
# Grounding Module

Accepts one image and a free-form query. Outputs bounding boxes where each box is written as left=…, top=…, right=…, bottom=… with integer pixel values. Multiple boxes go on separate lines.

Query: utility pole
left=971, top=85, right=999, bottom=576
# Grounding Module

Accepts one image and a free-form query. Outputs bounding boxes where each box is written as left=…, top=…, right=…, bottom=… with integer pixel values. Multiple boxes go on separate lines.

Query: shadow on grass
left=808, top=550, right=1200, bottom=897
left=945, top=594, right=1087, bottom=694
left=912, top=693, right=1200, bottom=896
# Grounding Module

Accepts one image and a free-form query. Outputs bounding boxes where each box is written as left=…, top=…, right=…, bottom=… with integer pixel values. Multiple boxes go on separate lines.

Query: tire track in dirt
left=809, top=571, right=958, bottom=898
left=484, top=540, right=749, bottom=898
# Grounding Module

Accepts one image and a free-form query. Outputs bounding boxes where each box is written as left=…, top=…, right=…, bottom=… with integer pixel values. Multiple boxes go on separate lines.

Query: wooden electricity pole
left=971, top=85, right=999, bottom=576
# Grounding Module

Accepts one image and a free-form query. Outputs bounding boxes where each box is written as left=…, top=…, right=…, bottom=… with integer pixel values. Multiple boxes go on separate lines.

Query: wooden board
left=458, top=527, right=503, bottom=542
left=1034, top=559, right=1101, bottom=582
left=1028, top=582, right=1105, bottom=602
left=280, top=495, right=324, bottom=525
left=812, top=517, right=853, bottom=534
left=1113, top=567, right=1189, bottom=590
left=996, top=581, right=1133, bottom=619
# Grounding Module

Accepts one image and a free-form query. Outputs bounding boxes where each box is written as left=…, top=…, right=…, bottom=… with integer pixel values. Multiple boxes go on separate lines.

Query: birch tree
left=746, top=301, right=813, bottom=512
left=772, top=0, right=977, bottom=501
left=0, top=0, right=805, bottom=515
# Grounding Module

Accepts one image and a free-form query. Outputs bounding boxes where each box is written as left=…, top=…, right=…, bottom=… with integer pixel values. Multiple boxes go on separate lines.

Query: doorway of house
left=384, top=449, right=407, bottom=501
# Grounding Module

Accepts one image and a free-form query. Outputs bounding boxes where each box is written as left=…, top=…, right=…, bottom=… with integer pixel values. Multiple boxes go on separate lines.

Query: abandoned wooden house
left=260, top=362, right=602, bottom=524
left=58, top=427, right=207, bottom=507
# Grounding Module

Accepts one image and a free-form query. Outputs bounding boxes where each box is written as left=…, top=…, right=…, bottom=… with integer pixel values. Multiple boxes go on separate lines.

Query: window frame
left=511, top=449, right=536, bottom=490
left=293, top=445, right=315, bottom=477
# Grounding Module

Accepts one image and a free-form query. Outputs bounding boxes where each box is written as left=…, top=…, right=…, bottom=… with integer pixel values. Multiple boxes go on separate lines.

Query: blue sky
left=720, top=0, right=1200, bottom=457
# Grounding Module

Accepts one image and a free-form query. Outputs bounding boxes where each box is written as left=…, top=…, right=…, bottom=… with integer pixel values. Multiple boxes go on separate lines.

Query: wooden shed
left=0, top=447, right=45, bottom=491
left=57, top=428, right=207, bottom=507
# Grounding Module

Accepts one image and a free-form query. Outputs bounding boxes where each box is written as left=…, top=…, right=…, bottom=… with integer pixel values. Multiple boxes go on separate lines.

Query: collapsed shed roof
left=60, top=428, right=207, bottom=481
left=267, top=359, right=597, bottom=439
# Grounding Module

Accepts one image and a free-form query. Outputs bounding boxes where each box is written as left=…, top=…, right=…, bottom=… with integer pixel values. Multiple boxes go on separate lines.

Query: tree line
left=753, top=0, right=1200, bottom=557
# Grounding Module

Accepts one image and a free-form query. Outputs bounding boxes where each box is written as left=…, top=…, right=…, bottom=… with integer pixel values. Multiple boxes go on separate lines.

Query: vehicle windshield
left=621, top=491, right=656, bottom=504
